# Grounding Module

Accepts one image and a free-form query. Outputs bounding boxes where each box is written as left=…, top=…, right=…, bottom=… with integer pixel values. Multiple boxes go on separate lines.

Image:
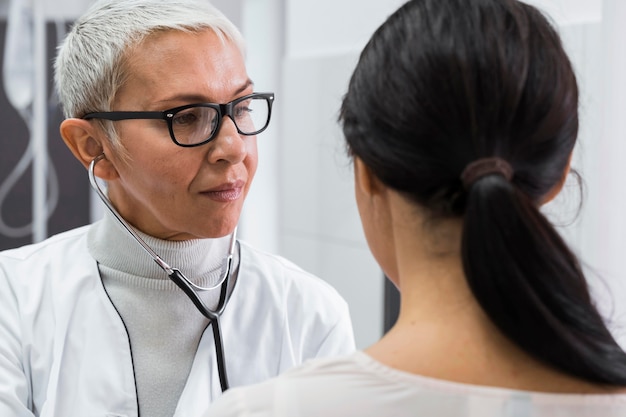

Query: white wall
left=523, top=0, right=602, bottom=23
left=273, top=0, right=407, bottom=349
left=537, top=0, right=626, bottom=344
left=579, top=1, right=626, bottom=342
left=238, top=0, right=281, bottom=254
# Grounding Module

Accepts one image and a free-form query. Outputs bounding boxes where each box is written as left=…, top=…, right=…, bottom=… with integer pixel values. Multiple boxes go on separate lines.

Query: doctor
left=0, top=1, right=355, bottom=416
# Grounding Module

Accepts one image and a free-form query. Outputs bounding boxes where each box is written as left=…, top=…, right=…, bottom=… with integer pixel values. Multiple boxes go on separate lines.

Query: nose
left=206, top=116, right=246, bottom=165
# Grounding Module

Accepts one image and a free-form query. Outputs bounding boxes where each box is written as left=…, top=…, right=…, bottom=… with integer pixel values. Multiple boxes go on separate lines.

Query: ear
left=59, top=118, right=119, bottom=180
left=354, top=157, right=385, bottom=198
left=540, top=151, right=573, bottom=205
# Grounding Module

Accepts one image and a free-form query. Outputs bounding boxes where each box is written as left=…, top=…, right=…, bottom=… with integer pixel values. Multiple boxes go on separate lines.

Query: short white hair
left=54, top=0, right=245, bottom=149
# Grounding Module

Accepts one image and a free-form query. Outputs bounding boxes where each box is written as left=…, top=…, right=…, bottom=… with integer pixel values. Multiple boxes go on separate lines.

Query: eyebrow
left=234, top=79, right=254, bottom=96
left=152, top=79, right=255, bottom=107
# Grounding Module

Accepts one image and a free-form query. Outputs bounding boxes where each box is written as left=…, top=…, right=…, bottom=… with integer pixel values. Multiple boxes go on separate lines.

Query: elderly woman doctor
left=0, top=1, right=354, bottom=416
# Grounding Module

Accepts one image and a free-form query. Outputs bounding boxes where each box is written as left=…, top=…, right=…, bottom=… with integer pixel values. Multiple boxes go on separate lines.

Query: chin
left=167, top=225, right=235, bottom=241
left=198, top=223, right=239, bottom=240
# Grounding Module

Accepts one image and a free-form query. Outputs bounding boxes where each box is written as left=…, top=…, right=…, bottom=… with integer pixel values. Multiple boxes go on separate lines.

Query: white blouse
left=206, top=350, right=626, bottom=417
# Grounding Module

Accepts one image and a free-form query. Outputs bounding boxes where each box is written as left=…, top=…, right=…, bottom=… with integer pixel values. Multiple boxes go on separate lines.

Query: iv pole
left=32, top=0, right=47, bottom=242
left=1, top=0, right=59, bottom=243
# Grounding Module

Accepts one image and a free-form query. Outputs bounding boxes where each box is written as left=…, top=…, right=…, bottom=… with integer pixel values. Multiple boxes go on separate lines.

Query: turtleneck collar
left=87, top=209, right=235, bottom=288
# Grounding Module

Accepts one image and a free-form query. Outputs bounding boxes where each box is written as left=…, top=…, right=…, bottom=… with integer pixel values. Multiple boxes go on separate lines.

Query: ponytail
left=462, top=174, right=626, bottom=385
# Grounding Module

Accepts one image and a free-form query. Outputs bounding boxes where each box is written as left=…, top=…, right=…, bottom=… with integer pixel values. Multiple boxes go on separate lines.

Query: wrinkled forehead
left=114, top=28, right=250, bottom=107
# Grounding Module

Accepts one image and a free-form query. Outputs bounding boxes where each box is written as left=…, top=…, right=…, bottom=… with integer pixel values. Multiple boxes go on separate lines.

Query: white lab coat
left=0, top=225, right=355, bottom=417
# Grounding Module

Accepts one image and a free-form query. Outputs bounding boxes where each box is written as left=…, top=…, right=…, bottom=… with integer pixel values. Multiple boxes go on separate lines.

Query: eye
left=234, top=100, right=253, bottom=119
left=172, top=108, right=201, bottom=126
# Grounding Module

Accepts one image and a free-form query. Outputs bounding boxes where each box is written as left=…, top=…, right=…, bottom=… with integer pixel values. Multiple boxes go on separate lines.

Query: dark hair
left=340, top=0, right=626, bottom=385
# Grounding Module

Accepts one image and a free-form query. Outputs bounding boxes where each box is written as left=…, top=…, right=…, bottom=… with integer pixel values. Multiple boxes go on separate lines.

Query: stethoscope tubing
left=88, top=153, right=232, bottom=391
left=168, top=267, right=231, bottom=391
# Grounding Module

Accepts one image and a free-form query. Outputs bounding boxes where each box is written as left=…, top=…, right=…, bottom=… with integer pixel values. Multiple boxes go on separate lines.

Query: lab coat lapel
left=41, top=252, right=138, bottom=417
left=173, top=324, right=222, bottom=416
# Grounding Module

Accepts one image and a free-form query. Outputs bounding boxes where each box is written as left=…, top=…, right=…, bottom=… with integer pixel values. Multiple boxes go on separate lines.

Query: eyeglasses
left=83, top=92, right=275, bottom=147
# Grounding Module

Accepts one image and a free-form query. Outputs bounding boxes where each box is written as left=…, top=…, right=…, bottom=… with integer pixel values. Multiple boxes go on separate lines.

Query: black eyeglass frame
left=82, top=92, right=275, bottom=147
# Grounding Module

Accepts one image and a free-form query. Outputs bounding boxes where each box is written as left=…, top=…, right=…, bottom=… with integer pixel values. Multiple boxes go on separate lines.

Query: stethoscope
left=89, top=153, right=233, bottom=392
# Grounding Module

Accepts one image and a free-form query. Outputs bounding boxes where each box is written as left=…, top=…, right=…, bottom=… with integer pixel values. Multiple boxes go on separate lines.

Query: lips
left=201, top=180, right=245, bottom=202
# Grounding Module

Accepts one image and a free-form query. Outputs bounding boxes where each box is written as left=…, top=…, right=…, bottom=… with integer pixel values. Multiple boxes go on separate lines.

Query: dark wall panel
left=0, top=21, right=90, bottom=251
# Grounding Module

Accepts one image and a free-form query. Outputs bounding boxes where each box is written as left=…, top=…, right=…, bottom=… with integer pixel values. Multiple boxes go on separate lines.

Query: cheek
left=114, top=148, right=192, bottom=196
left=370, top=233, right=399, bottom=288
left=244, top=138, right=259, bottom=180
left=355, top=187, right=399, bottom=284
left=355, top=188, right=381, bottom=263
left=115, top=118, right=173, bottom=155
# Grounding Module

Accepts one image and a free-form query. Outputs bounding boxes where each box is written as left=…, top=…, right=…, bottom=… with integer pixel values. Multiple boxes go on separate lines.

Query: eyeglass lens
left=172, top=97, right=269, bottom=146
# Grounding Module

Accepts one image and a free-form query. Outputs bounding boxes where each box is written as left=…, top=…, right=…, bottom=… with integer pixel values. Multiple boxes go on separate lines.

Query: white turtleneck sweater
left=87, top=211, right=239, bottom=417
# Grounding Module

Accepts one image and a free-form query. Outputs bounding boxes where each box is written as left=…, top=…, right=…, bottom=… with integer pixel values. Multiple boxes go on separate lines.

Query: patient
left=206, top=0, right=626, bottom=415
